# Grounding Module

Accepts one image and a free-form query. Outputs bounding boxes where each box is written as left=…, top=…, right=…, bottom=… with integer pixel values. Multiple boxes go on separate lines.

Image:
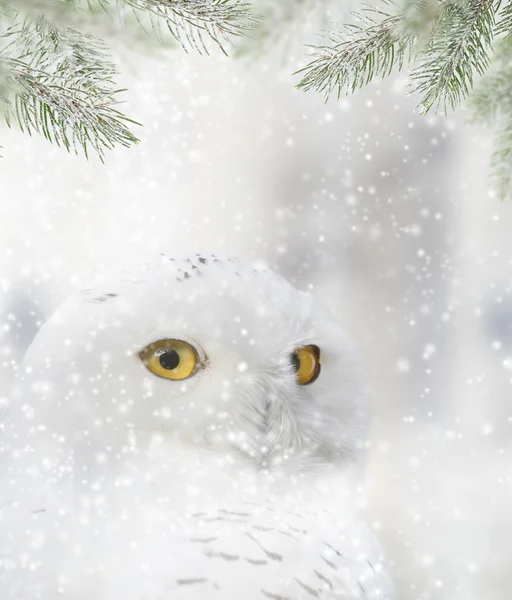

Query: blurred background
left=1, top=2, right=511, bottom=598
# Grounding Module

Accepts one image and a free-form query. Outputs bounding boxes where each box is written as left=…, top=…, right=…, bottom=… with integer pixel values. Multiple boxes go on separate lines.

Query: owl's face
left=12, top=255, right=369, bottom=473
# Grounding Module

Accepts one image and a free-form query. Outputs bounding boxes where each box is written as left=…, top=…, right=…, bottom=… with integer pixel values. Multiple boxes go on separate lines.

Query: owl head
left=8, top=254, right=370, bottom=475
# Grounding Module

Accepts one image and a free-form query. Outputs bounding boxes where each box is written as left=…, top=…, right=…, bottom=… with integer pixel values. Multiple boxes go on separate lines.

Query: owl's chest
left=3, top=462, right=393, bottom=600
left=76, top=494, right=373, bottom=600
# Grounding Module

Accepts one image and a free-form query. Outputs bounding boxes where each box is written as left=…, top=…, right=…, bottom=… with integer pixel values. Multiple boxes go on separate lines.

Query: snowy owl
left=0, top=253, right=395, bottom=600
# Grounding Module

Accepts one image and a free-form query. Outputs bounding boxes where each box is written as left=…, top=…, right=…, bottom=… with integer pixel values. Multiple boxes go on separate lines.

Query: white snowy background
left=1, top=4, right=511, bottom=599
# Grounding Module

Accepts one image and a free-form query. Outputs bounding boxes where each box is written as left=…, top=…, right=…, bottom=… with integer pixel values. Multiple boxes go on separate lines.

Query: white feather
left=0, top=253, right=395, bottom=599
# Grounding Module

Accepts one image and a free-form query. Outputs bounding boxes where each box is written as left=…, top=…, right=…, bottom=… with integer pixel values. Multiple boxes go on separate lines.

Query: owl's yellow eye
left=139, top=339, right=200, bottom=380
left=290, top=345, right=321, bottom=385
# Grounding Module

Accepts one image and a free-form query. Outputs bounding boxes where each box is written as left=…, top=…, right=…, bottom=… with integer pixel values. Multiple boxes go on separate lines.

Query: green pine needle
left=110, top=0, right=259, bottom=55
left=296, top=4, right=419, bottom=99
left=470, top=38, right=512, bottom=199
left=0, top=14, right=140, bottom=159
left=495, top=0, right=512, bottom=38
left=0, top=0, right=259, bottom=158
left=297, top=0, right=512, bottom=200
left=412, top=0, right=499, bottom=114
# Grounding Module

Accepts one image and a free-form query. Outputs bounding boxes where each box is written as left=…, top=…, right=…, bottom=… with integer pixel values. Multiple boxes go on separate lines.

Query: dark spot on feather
left=287, top=525, right=307, bottom=534
left=205, top=551, right=239, bottom=561
left=245, top=532, right=282, bottom=561
left=321, top=556, right=337, bottom=570
left=89, top=293, right=119, bottom=303
left=261, top=591, right=291, bottom=600
left=177, top=578, right=209, bottom=586
left=314, top=571, right=332, bottom=589
left=325, top=543, right=347, bottom=558
left=252, top=525, right=274, bottom=532
left=218, top=509, right=251, bottom=517
left=278, top=530, right=299, bottom=541
left=294, top=579, right=319, bottom=597
left=244, top=558, right=268, bottom=565
left=204, top=516, right=244, bottom=523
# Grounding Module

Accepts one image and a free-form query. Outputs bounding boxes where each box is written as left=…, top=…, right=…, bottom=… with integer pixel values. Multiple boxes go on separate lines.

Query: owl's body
left=0, top=254, right=395, bottom=599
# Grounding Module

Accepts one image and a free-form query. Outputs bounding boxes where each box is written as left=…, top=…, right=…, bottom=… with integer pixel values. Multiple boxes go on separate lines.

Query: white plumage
left=0, top=253, right=395, bottom=599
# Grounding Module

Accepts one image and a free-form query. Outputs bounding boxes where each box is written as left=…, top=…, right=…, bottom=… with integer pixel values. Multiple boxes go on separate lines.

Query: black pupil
left=159, top=350, right=180, bottom=370
left=290, top=352, right=300, bottom=372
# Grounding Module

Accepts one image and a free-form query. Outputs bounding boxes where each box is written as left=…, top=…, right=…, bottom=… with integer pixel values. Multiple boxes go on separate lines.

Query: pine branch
left=470, top=38, right=512, bottom=199
left=234, top=0, right=322, bottom=59
left=5, top=0, right=259, bottom=54
left=412, top=0, right=500, bottom=114
left=495, top=0, right=512, bottom=38
left=470, top=59, right=512, bottom=121
left=119, top=0, right=258, bottom=54
left=296, top=3, right=420, bottom=99
left=296, top=0, right=512, bottom=201
left=490, top=121, right=512, bottom=199
left=296, top=0, right=502, bottom=110
left=0, top=14, right=140, bottom=159
left=0, top=1, right=258, bottom=159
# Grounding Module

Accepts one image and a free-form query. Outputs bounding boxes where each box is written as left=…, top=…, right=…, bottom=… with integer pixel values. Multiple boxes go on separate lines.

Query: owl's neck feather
left=139, top=434, right=364, bottom=508
left=1, top=421, right=364, bottom=519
